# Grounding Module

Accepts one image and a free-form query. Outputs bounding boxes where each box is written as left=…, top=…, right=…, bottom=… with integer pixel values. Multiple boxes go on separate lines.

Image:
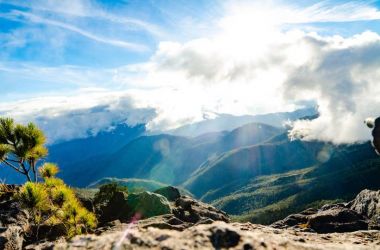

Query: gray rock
left=0, top=226, right=23, bottom=250
left=307, top=207, right=368, bottom=233
left=0, top=187, right=30, bottom=250
left=349, top=189, right=380, bottom=220
left=53, top=221, right=380, bottom=249
left=209, top=226, right=240, bottom=248
left=153, top=186, right=181, bottom=202
left=98, top=191, right=172, bottom=223
left=273, top=189, right=380, bottom=233
left=127, top=191, right=172, bottom=219
left=173, top=196, right=229, bottom=224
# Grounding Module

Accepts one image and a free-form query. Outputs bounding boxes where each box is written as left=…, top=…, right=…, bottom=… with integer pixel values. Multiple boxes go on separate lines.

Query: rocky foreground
left=1, top=187, right=380, bottom=249
left=47, top=221, right=379, bottom=250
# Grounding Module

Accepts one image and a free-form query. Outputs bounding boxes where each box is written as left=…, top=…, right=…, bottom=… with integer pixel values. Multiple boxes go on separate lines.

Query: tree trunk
left=31, top=162, right=37, bottom=182
left=25, top=173, right=32, bottom=182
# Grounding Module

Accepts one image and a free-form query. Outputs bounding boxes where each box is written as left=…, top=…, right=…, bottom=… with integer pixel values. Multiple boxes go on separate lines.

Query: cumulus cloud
left=130, top=1, right=380, bottom=144
left=2, top=0, right=380, bottom=144
left=286, top=32, right=380, bottom=143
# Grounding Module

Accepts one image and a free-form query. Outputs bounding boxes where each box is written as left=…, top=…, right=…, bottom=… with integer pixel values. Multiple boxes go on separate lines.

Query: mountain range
left=2, top=107, right=380, bottom=224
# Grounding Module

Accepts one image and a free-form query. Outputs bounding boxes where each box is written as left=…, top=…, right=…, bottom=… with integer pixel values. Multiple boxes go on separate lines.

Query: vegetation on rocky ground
left=16, top=163, right=97, bottom=238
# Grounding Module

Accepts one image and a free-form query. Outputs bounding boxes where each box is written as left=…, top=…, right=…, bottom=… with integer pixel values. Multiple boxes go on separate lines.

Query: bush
left=39, top=163, right=59, bottom=179
left=16, top=164, right=97, bottom=238
left=93, top=182, right=128, bottom=207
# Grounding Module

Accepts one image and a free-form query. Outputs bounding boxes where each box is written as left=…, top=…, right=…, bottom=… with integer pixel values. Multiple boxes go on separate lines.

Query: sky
left=1, top=0, right=380, bottom=143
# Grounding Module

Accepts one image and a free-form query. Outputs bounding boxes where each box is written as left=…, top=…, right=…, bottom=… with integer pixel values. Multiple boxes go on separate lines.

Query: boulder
left=153, top=186, right=181, bottom=202
left=209, top=226, right=241, bottom=248
left=348, top=189, right=380, bottom=220
left=173, top=196, right=229, bottom=224
left=271, top=208, right=317, bottom=229
left=0, top=226, right=23, bottom=250
left=348, top=189, right=380, bottom=230
left=97, top=190, right=228, bottom=227
left=307, top=207, right=368, bottom=233
left=135, top=194, right=231, bottom=232
left=126, top=192, right=172, bottom=219
left=98, top=191, right=129, bottom=223
left=273, top=189, right=380, bottom=233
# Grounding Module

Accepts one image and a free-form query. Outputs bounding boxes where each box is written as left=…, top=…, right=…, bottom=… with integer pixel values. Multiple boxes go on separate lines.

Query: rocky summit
left=53, top=221, right=380, bottom=250
left=1, top=187, right=380, bottom=249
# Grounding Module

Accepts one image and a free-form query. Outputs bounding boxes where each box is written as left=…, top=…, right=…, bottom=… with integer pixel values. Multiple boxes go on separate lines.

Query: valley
left=0, top=108, right=374, bottom=225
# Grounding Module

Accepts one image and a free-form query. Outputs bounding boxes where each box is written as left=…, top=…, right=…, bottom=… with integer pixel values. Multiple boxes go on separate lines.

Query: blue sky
left=0, top=0, right=220, bottom=66
left=0, top=0, right=224, bottom=100
left=1, top=0, right=380, bottom=143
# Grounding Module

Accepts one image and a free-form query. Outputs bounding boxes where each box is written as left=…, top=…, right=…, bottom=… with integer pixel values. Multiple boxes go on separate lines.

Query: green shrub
left=17, top=182, right=49, bottom=224
left=94, top=182, right=128, bottom=207
left=18, top=182, right=49, bottom=211
left=16, top=164, right=97, bottom=238
left=44, top=177, right=64, bottom=188
left=39, top=163, right=59, bottom=179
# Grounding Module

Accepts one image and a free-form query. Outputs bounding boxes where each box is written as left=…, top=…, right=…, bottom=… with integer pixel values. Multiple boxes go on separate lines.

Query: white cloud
left=1, top=0, right=380, bottom=144
left=222, top=0, right=380, bottom=26
left=285, top=31, right=380, bottom=144
left=0, top=90, right=156, bottom=143
left=6, top=0, right=165, bottom=38
left=3, top=10, right=147, bottom=51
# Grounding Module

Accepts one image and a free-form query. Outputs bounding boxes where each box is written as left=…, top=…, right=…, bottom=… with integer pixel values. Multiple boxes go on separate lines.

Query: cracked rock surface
left=51, top=221, right=380, bottom=250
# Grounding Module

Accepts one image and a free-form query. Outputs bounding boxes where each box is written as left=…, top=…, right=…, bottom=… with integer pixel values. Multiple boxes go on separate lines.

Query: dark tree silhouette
left=0, top=117, right=48, bottom=182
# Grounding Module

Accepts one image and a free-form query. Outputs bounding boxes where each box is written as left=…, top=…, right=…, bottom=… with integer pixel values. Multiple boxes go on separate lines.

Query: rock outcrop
left=0, top=185, right=29, bottom=250
left=349, top=189, right=380, bottom=230
left=272, top=189, right=380, bottom=233
left=53, top=221, right=380, bottom=250
left=3, top=186, right=380, bottom=249
left=153, top=186, right=181, bottom=202
left=127, top=191, right=172, bottom=219
left=98, top=188, right=229, bottom=228
left=98, top=191, right=172, bottom=223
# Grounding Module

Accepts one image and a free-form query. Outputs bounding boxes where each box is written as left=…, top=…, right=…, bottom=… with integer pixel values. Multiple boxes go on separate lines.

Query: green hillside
left=60, top=123, right=282, bottom=187
left=88, top=177, right=192, bottom=196
left=207, top=143, right=380, bottom=224
left=183, top=138, right=324, bottom=197
left=34, top=119, right=380, bottom=226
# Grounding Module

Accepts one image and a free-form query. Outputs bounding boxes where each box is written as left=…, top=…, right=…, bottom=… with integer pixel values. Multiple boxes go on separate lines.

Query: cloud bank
left=2, top=1, right=380, bottom=144
left=0, top=91, right=156, bottom=143
left=286, top=32, right=380, bottom=144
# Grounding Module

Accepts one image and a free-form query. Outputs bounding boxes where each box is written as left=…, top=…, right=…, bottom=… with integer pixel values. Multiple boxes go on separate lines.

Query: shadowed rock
left=0, top=186, right=29, bottom=250
left=272, top=189, right=380, bottom=233
left=153, top=186, right=181, bottom=202
left=307, top=207, right=368, bottom=233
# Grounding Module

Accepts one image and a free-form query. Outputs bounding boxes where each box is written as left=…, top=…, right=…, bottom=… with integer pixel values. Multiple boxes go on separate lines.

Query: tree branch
left=1, top=160, right=25, bottom=174
left=5, top=158, right=19, bottom=164
left=20, top=160, right=32, bottom=182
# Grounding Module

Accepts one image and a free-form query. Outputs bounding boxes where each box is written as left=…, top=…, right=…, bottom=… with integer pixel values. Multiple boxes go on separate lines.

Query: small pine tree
left=0, top=118, right=48, bottom=182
